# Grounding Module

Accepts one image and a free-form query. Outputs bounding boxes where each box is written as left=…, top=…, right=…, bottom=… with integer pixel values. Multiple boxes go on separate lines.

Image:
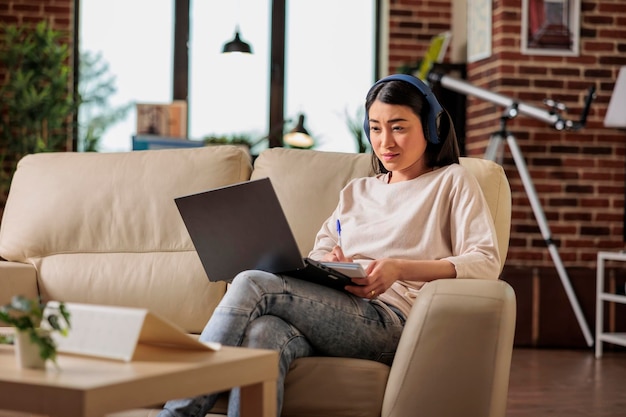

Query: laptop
left=174, top=177, right=363, bottom=291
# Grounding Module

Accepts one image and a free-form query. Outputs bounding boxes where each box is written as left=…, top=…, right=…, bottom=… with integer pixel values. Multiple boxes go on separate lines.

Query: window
left=79, top=0, right=173, bottom=152
left=79, top=0, right=376, bottom=153
left=285, top=0, right=375, bottom=153
left=188, top=0, right=270, bottom=146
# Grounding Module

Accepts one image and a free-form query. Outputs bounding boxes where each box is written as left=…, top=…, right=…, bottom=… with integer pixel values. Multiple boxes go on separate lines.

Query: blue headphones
left=363, top=74, right=443, bottom=144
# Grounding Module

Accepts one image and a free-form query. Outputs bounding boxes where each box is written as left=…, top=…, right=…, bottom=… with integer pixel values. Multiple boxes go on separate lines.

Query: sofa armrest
left=0, top=261, right=38, bottom=307
left=382, top=279, right=516, bottom=417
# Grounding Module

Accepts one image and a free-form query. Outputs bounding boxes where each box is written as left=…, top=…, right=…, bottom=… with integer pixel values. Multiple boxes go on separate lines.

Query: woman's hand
left=321, top=245, right=352, bottom=262
left=344, top=258, right=401, bottom=299
left=344, top=258, right=456, bottom=299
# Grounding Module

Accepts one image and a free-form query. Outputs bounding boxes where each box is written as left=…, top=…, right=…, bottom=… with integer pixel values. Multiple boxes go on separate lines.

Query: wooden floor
left=507, top=348, right=626, bottom=417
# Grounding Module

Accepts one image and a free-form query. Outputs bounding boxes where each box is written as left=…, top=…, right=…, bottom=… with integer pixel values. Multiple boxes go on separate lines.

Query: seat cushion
left=282, top=357, right=390, bottom=417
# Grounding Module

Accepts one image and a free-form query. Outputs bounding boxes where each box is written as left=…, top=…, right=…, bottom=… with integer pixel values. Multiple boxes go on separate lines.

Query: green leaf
left=0, top=21, right=79, bottom=191
left=0, top=296, right=72, bottom=365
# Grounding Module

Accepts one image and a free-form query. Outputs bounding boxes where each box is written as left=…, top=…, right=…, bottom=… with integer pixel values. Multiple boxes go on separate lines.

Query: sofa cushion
left=0, top=146, right=252, bottom=333
left=252, top=148, right=374, bottom=256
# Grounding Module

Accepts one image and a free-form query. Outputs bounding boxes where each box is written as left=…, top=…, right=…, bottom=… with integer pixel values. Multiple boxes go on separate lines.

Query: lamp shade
left=605, top=66, right=626, bottom=128
left=222, top=29, right=253, bottom=54
left=283, top=114, right=314, bottom=148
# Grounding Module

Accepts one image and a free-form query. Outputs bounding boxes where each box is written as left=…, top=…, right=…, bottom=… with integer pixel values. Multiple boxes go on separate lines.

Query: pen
left=336, top=219, right=342, bottom=247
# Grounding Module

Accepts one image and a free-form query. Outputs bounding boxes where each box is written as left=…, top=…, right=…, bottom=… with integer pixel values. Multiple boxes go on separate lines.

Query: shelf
left=598, top=251, right=626, bottom=262
left=599, top=293, right=626, bottom=304
left=596, top=251, right=626, bottom=358
left=598, top=333, right=626, bottom=346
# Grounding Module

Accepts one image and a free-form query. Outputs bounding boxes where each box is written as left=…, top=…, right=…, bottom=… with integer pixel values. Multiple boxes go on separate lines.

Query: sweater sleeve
left=442, top=172, right=501, bottom=280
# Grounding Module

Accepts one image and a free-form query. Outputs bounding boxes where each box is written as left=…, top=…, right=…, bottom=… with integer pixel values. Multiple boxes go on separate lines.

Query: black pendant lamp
left=222, top=27, right=253, bottom=54
left=283, top=114, right=314, bottom=149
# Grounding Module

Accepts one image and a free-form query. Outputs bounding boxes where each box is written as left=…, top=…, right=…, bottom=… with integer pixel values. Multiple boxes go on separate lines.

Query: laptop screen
left=174, top=178, right=305, bottom=281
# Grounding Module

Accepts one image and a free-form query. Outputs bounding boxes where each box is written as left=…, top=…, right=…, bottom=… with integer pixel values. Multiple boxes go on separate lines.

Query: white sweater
left=308, top=163, right=501, bottom=318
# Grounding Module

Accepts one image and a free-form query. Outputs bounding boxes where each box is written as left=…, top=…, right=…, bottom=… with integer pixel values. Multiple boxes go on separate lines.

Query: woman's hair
left=365, top=79, right=460, bottom=174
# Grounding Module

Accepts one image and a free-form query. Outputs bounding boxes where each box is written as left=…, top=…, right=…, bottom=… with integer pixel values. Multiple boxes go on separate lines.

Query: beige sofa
left=0, top=146, right=515, bottom=417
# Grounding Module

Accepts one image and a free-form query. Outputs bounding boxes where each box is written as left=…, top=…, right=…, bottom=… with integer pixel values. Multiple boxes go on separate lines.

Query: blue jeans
left=159, top=270, right=405, bottom=417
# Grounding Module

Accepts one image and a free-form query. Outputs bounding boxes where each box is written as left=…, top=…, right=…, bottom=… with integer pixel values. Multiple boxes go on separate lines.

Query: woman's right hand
left=321, top=245, right=353, bottom=263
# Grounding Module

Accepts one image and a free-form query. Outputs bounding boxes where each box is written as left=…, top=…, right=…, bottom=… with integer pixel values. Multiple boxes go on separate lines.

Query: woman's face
left=367, top=100, right=429, bottom=182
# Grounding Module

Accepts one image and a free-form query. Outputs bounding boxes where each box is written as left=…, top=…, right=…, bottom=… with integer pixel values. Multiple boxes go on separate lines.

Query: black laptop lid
left=174, top=177, right=305, bottom=282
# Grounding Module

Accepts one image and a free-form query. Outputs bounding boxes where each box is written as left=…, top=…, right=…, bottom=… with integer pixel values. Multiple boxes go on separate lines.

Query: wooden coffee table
left=0, top=342, right=278, bottom=417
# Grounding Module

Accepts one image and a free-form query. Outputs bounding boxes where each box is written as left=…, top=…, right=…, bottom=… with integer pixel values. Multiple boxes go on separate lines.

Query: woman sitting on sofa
left=159, top=74, right=501, bottom=417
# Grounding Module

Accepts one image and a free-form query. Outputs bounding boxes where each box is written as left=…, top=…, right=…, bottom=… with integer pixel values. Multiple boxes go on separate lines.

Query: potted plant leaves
left=0, top=295, right=71, bottom=369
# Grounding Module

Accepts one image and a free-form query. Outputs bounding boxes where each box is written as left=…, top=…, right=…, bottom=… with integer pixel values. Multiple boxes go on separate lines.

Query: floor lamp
left=429, top=70, right=596, bottom=347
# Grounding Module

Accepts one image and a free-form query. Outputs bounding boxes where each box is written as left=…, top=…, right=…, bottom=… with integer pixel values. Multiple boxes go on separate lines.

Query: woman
left=159, top=74, right=501, bottom=417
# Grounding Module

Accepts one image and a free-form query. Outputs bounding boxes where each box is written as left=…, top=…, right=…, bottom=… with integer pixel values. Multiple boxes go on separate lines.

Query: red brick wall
left=468, top=0, right=626, bottom=264
left=0, top=0, right=73, bottom=28
left=388, top=0, right=626, bottom=347
left=388, top=0, right=454, bottom=71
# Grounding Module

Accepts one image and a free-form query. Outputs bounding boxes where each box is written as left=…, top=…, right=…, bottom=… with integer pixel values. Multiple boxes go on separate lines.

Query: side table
left=0, top=341, right=278, bottom=417
left=595, top=250, right=626, bottom=358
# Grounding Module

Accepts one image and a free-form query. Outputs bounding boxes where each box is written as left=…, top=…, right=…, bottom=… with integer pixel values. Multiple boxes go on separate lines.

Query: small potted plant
left=0, top=295, right=71, bottom=369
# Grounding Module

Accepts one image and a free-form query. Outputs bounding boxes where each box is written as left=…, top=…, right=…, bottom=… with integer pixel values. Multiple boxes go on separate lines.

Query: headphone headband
left=363, top=74, right=443, bottom=144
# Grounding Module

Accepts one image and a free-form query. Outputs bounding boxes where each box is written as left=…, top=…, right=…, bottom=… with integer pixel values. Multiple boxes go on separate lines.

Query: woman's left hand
left=344, top=258, right=402, bottom=299
left=344, top=258, right=457, bottom=299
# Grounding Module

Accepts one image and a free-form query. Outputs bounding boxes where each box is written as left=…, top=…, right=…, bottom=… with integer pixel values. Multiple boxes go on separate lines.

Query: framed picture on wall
left=467, top=0, right=492, bottom=63
left=521, top=0, right=580, bottom=56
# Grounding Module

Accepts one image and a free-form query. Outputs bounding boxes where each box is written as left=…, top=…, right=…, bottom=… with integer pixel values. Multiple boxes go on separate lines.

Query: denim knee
left=227, top=270, right=285, bottom=300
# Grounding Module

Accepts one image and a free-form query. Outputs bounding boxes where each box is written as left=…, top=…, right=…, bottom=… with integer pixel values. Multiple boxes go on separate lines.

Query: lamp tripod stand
left=429, top=71, right=596, bottom=347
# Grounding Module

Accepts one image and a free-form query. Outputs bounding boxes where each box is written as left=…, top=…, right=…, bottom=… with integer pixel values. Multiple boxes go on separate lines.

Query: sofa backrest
left=251, top=148, right=375, bottom=256
left=252, top=148, right=511, bottom=269
left=0, top=146, right=252, bottom=333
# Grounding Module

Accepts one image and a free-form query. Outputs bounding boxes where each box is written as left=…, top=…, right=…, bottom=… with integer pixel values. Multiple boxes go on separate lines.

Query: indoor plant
left=0, top=21, right=79, bottom=201
left=0, top=295, right=71, bottom=369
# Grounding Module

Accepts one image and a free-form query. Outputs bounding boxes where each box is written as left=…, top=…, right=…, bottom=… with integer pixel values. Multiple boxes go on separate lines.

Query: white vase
left=14, top=330, right=47, bottom=369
